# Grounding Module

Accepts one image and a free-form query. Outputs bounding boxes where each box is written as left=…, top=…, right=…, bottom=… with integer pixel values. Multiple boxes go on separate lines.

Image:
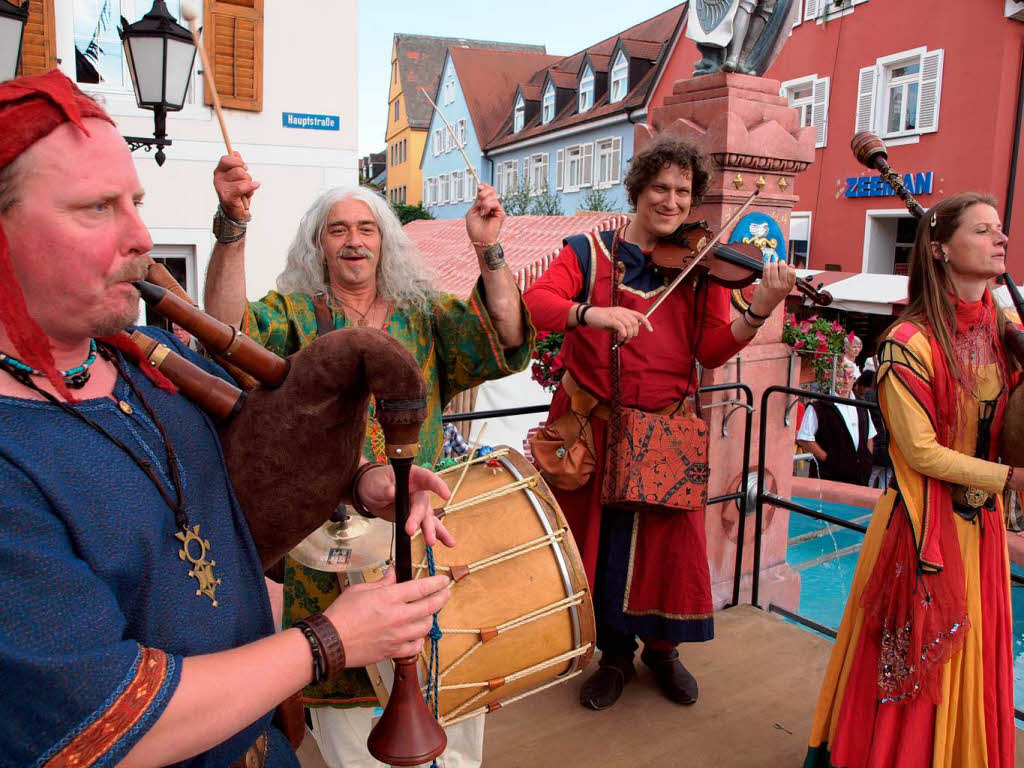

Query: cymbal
left=290, top=513, right=394, bottom=573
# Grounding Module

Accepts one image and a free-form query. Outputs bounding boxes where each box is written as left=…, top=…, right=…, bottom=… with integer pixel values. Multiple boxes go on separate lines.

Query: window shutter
left=854, top=65, right=876, bottom=133
left=423, top=181, right=428, bottom=205
left=611, top=137, right=622, bottom=183
left=556, top=149, right=564, bottom=190
left=811, top=76, right=829, bottom=148
left=204, top=0, right=264, bottom=112
left=917, top=49, right=944, bottom=134
left=804, top=0, right=819, bottom=20
left=17, top=0, right=57, bottom=77
left=581, top=143, right=594, bottom=187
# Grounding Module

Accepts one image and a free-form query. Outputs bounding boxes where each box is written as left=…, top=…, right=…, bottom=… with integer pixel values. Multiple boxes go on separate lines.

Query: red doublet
left=524, top=228, right=748, bottom=638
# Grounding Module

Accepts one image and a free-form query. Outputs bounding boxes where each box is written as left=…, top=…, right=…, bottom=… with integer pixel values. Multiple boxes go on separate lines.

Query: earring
left=942, top=249, right=949, bottom=263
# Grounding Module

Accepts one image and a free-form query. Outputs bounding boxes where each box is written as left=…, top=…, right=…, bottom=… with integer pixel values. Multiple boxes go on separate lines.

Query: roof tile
left=405, top=214, right=632, bottom=297
left=395, top=34, right=546, bottom=129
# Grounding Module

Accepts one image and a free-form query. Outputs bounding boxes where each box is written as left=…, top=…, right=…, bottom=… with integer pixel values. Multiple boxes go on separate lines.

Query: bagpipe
left=136, top=261, right=448, bottom=764
left=850, top=132, right=1024, bottom=467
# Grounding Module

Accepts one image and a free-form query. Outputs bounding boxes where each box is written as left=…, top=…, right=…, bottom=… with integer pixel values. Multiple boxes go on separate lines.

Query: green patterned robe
left=242, top=280, right=534, bottom=706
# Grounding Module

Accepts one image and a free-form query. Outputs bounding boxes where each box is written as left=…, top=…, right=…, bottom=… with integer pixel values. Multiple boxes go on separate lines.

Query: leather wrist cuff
left=350, top=460, right=386, bottom=518
left=294, top=613, right=346, bottom=682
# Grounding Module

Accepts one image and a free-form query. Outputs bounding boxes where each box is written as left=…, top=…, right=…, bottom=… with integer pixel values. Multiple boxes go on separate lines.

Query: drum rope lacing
left=412, top=528, right=568, bottom=577
left=424, top=544, right=444, bottom=768
left=438, top=645, right=592, bottom=724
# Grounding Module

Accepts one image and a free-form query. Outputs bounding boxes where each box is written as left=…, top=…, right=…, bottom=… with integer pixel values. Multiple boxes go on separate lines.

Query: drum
left=408, top=446, right=595, bottom=726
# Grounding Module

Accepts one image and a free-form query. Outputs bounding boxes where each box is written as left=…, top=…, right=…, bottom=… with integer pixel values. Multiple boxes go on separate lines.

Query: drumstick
left=417, top=86, right=481, bottom=188
left=445, top=423, right=487, bottom=512
left=180, top=1, right=249, bottom=212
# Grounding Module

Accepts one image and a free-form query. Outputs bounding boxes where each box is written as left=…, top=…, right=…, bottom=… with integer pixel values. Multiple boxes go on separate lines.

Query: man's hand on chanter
left=325, top=568, right=451, bottom=667
left=357, top=463, right=456, bottom=548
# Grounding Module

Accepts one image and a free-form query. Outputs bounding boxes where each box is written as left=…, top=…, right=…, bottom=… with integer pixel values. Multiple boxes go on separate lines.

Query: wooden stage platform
left=298, top=604, right=1024, bottom=767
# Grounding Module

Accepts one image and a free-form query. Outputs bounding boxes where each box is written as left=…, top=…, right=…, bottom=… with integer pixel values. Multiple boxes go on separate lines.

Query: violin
left=650, top=220, right=834, bottom=306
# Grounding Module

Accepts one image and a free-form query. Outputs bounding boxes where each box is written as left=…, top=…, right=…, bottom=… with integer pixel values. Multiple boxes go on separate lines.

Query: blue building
left=420, top=4, right=688, bottom=218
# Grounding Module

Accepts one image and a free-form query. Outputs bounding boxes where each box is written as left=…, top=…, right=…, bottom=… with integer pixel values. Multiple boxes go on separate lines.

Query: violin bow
left=612, top=189, right=761, bottom=351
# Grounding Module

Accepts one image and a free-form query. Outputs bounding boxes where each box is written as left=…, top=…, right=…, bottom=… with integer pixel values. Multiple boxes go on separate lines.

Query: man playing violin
left=203, top=157, right=532, bottom=766
left=523, top=135, right=796, bottom=711
left=0, top=71, right=454, bottom=767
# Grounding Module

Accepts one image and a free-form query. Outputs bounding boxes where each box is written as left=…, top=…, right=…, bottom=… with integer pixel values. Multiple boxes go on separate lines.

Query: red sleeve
left=695, top=282, right=748, bottom=369
left=522, top=242, right=584, bottom=333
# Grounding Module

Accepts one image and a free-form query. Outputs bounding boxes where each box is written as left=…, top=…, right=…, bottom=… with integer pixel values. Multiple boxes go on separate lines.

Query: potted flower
left=782, top=313, right=849, bottom=391
left=531, top=331, right=565, bottom=392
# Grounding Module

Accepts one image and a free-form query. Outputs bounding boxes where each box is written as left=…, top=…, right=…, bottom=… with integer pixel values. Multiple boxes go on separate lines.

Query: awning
left=793, top=270, right=1024, bottom=317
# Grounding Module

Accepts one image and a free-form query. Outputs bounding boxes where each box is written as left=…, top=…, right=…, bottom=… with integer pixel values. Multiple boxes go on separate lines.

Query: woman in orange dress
left=805, top=192, right=1024, bottom=767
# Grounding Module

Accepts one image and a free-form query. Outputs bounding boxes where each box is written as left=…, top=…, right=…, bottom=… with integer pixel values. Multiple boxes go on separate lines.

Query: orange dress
left=805, top=322, right=1015, bottom=768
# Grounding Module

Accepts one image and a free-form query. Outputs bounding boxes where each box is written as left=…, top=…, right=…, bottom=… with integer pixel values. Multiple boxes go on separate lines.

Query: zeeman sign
left=844, top=171, right=933, bottom=199
left=281, top=112, right=340, bottom=131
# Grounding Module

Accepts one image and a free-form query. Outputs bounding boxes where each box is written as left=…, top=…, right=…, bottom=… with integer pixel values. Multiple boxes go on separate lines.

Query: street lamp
left=119, top=0, right=197, bottom=166
left=0, top=0, right=29, bottom=84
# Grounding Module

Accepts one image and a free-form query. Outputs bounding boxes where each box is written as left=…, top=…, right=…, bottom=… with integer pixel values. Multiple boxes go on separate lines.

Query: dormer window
left=514, top=94, right=525, bottom=133
left=542, top=83, right=556, bottom=124
left=579, top=66, right=594, bottom=113
left=610, top=51, right=628, bottom=103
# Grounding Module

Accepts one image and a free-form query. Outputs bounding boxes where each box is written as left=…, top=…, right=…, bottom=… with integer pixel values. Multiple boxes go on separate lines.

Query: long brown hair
left=889, top=191, right=1001, bottom=386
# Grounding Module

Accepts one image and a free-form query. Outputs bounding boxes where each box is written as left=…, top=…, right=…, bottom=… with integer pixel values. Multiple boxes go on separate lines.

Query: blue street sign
left=281, top=112, right=340, bottom=131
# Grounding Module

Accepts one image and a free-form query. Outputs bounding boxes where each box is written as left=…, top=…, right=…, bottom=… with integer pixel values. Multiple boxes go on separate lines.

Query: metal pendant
left=176, top=524, right=222, bottom=607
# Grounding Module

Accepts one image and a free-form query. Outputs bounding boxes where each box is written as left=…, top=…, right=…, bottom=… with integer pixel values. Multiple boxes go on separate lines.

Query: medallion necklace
left=0, top=344, right=222, bottom=606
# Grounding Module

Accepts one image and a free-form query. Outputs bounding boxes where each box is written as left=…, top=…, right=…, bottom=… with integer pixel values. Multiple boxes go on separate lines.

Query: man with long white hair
left=203, top=154, right=532, bottom=767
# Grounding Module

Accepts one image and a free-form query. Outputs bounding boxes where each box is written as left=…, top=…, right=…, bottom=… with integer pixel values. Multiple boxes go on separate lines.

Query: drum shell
left=412, top=447, right=595, bottom=722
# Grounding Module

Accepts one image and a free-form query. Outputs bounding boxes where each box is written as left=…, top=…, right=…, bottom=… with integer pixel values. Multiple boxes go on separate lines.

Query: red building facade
left=668, top=0, right=1024, bottom=276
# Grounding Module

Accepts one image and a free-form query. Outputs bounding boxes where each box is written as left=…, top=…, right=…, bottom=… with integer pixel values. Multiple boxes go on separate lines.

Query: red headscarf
left=0, top=70, right=175, bottom=399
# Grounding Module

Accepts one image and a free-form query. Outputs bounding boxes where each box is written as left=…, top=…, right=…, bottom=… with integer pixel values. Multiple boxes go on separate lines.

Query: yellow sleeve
left=879, top=333, right=1010, bottom=494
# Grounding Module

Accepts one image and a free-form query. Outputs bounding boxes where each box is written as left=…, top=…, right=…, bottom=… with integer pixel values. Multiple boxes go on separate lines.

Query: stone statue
left=686, top=0, right=797, bottom=77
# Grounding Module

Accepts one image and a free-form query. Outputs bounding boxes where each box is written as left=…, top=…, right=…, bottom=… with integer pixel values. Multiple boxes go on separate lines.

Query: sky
left=357, top=0, right=687, bottom=155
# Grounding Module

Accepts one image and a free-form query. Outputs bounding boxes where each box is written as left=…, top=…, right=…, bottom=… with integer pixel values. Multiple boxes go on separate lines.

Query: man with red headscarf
left=0, top=70, right=452, bottom=767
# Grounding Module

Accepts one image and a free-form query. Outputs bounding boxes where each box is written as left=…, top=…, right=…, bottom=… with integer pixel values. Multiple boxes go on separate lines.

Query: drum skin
left=1003, top=386, right=1024, bottom=468
left=412, top=447, right=596, bottom=723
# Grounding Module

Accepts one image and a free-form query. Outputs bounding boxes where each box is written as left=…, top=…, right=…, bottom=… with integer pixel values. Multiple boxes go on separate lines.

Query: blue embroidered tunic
left=0, top=328, right=297, bottom=767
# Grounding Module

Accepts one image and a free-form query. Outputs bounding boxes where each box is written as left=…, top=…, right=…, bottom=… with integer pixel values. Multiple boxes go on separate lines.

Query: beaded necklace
left=0, top=344, right=222, bottom=607
left=0, top=338, right=98, bottom=389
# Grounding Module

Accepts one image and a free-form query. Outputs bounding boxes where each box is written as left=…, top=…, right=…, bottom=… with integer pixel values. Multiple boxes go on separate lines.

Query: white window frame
left=452, top=170, right=465, bottom=204
left=564, top=144, right=593, bottom=192
left=610, top=51, right=628, bottom=103
left=67, top=0, right=208, bottom=120
left=432, top=129, right=442, bottom=156
left=579, top=66, right=594, bottom=113
left=393, top=100, right=400, bottom=122
left=495, top=159, right=518, bottom=196
left=427, top=177, right=438, bottom=206
left=439, top=173, right=451, bottom=205
left=542, top=83, right=556, bottom=124
left=443, top=76, right=456, bottom=106
left=526, top=152, right=549, bottom=194
left=789, top=212, right=812, bottom=267
left=444, top=128, right=454, bottom=153
left=513, top=94, right=525, bottom=133
left=780, top=74, right=829, bottom=148
left=423, top=180, right=428, bottom=204
left=595, top=136, right=622, bottom=188
left=556, top=149, right=565, bottom=190
left=457, top=118, right=467, bottom=148
left=805, top=0, right=867, bottom=23
left=855, top=47, right=943, bottom=144
left=465, top=168, right=477, bottom=201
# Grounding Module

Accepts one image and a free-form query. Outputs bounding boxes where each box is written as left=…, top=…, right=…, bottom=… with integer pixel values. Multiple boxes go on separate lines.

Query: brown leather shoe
left=641, top=647, right=698, bottom=705
left=580, top=654, right=635, bottom=710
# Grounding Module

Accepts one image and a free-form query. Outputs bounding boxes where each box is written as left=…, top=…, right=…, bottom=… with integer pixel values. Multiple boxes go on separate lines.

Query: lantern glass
left=164, top=36, right=196, bottom=108
left=124, top=35, right=164, bottom=105
left=0, top=9, right=26, bottom=83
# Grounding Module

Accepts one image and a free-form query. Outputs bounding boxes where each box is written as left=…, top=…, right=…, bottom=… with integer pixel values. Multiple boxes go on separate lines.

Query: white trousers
left=308, top=707, right=484, bottom=768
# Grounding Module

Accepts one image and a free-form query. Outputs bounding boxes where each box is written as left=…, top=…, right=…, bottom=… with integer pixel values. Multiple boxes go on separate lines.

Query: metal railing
left=751, top=385, right=1024, bottom=720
